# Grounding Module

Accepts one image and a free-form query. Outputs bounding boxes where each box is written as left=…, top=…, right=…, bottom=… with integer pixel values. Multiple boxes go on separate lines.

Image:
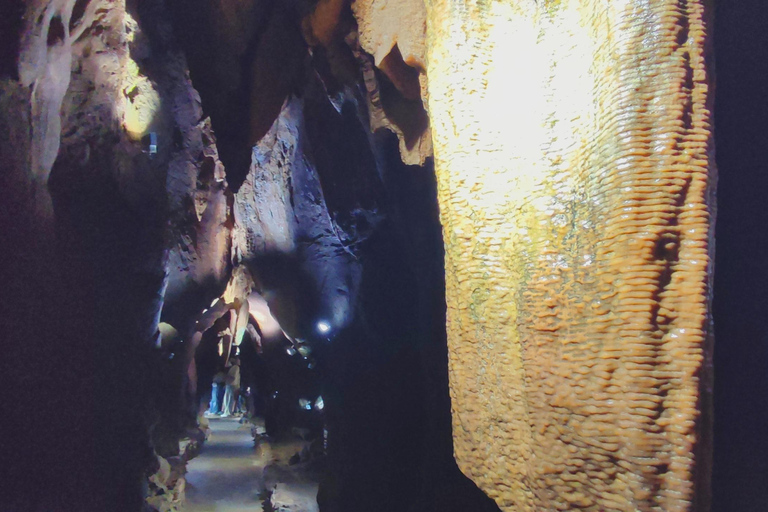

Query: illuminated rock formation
left=351, top=0, right=432, bottom=165
left=419, top=1, right=715, bottom=510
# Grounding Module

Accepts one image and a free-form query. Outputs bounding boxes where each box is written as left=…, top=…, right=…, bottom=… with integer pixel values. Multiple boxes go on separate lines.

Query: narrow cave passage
left=176, top=297, right=327, bottom=511
left=184, top=417, right=320, bottom=512
left=0, top=1, right=764, bottom=512
left=184, top=418, right=267, bottom=511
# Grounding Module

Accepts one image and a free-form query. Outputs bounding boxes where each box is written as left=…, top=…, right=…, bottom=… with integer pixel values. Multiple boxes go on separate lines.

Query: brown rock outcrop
left=350, top=0, right=432, bottom=165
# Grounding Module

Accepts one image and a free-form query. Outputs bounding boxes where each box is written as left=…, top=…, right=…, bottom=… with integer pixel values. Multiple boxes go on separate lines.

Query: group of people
left=206, top=357, right=243, bottom=418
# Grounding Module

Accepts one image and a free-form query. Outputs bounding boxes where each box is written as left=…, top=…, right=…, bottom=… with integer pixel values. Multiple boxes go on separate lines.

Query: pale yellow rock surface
left=423, top=0, right=715, bottom=510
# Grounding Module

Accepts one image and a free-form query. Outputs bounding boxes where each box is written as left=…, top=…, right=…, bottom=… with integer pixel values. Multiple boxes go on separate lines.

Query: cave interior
left=0, top=1, right=766, bottom=511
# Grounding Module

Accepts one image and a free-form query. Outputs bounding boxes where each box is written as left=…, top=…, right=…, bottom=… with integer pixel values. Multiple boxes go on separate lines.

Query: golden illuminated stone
left=423, top=0, right=714, bottom=510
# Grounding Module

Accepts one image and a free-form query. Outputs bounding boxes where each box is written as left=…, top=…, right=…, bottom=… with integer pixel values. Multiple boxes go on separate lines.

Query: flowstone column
left=423, top=1, right=715, bottom=510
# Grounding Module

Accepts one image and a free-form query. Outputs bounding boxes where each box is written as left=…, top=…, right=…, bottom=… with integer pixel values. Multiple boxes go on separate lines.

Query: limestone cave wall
left=1, top=0, right=227, bottom=508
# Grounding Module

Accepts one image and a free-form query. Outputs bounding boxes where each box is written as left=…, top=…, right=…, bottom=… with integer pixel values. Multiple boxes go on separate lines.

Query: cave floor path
left=185, top=417, right=266, bottom=511
left=184, top=416, right=319, bottom=512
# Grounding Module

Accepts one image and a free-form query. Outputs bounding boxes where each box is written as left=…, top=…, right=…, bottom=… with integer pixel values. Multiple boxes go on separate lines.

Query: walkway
left=185, top=417, right=265, bottom=511
left=184, top=416, right=320, bottom=512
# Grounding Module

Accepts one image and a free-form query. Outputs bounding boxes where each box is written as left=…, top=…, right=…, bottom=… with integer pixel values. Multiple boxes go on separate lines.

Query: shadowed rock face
left=1, top=0, right=233, bottom=508
left=233, top=96, right=362, bottom=341
left=165, top=0, right=309, bottom=192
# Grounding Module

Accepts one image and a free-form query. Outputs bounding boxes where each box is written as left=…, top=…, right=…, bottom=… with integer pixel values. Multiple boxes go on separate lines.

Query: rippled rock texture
left=421, top=1, right=715, bottom=511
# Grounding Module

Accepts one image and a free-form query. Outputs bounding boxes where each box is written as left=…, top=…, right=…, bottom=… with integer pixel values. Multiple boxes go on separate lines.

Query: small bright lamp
left=316, top=320, right=331, bottom=334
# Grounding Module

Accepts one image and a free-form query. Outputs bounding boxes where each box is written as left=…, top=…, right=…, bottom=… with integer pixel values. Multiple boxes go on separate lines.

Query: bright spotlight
left=316, top=320, right=331, bottom=334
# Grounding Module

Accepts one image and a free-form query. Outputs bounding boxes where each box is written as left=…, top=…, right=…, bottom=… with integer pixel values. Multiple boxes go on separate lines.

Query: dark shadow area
left=303, top=77, right=384, bottom=246
left=0, top=0, right=23, bottom=79
left=163, top=0, right=258, bottom=191
left=376, top=131, right=501, bottom=512
left=47, top=147, right=163, bottom=510
left=311, top=131, right=500, bottom=512
left=69, top=0, right=91, bottom=33
left=376, top=65, right=429, bottom=151
left=246, top=251, right=324, bottom=339
left=712, top=2, right=768, bottom=511
left=165, top=0, right=308, bottom=191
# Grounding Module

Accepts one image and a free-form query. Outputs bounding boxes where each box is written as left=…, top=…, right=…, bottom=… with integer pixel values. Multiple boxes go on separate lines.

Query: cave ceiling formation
left=0, top=0, right=721, bottom=511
